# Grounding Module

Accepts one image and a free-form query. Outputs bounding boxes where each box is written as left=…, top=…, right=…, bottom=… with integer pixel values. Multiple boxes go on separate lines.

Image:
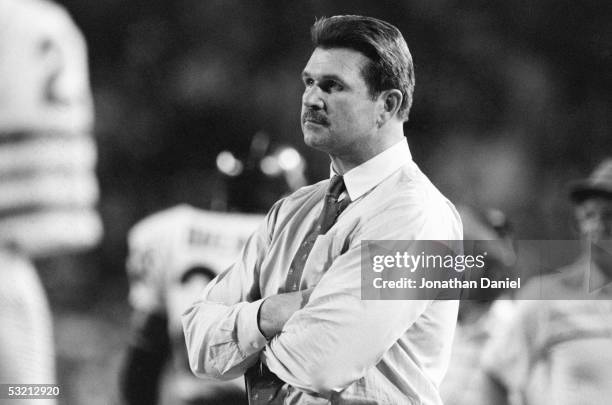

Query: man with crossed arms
left=183, top=15, right=462, bottom=404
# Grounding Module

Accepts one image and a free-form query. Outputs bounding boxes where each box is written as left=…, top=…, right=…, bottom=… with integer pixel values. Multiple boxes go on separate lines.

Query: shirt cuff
left=236, top=298, right=268, bottom=356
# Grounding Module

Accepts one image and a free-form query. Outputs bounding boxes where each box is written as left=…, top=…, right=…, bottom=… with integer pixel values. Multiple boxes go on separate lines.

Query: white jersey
left=127, top=204, right=264, bottom=318
left=0, top=0, right=101, bottom=258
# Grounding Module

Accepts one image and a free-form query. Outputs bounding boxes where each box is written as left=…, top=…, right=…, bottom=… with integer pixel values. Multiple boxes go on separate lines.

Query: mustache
left=302, top=109, right=329, bottom=126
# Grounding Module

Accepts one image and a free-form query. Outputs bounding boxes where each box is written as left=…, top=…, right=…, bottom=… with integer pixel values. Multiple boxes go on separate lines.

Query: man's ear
left=377, top=89, right=403, bottom=127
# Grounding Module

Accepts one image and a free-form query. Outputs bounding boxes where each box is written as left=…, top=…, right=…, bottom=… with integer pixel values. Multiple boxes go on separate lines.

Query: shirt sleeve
left=181, top=200, right=283, bottom=380
left=262, top=203, right=462, bottom=396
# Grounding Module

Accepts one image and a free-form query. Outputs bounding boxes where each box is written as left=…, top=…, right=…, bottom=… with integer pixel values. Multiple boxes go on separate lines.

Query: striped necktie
left=284, top=175, right=349, bottom=292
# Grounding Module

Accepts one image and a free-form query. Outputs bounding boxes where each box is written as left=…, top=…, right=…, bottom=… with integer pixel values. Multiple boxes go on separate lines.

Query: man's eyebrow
left=300, top=71, right=345, bottom=83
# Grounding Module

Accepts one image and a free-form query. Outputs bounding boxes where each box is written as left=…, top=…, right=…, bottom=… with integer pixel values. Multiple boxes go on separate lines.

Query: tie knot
left=327, top=175, right=345, bottom=200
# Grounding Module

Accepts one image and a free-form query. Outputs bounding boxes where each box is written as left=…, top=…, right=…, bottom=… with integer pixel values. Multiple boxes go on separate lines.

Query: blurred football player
left=0, top=0, right=101, bottom=402
left=119, top=139, right=306, bottom=405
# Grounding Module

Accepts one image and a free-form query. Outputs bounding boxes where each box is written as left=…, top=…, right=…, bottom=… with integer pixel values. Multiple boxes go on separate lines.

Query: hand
left=258, top=288, right=314, bottom=340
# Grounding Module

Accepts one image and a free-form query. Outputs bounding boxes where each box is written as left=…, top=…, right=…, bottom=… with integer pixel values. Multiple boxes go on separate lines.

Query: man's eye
left=321, top=81, right=343, bottom=92
left=303, top=78, right=314, bottom=87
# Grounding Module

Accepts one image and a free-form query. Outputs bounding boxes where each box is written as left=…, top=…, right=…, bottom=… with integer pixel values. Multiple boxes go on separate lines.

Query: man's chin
left=303, top=129, right=329, bottom=150
left=303, top=124, right=328, bottom=144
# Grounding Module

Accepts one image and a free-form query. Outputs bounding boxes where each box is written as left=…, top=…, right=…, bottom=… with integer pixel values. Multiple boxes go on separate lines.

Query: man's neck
left=330, top=122, right=405, bottom=174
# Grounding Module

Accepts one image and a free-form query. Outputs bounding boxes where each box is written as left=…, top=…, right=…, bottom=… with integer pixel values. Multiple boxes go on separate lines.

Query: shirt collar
left=330, top=139, right=412, bottom=201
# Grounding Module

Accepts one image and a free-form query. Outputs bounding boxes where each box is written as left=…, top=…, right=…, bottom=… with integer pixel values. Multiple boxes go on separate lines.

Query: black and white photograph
left=0, top=1, right=611, bottom=404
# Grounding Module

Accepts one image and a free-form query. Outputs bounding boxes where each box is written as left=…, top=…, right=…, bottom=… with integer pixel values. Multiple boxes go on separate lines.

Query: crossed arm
left=182, top=252, right=429, bottom=397
left=182, top=199, right=462, bottom=396
left=257, top=288, right=313, bottom=340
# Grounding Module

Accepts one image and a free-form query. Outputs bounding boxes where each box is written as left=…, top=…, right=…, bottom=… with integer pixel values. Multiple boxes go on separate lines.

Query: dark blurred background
left=37, top=1, right=611, bottom=403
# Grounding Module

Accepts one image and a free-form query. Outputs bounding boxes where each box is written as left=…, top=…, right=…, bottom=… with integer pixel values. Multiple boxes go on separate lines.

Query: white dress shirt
left=183, top=139, right=463, bottom=404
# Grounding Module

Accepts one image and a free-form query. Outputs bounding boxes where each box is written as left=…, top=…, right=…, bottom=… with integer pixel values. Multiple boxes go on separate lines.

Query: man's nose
left=302, top=86, right=324, bottom=110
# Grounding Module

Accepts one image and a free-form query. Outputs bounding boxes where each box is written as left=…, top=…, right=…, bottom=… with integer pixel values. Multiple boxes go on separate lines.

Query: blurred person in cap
left=0, top=0, right=101, bottom=402
left=440, top=206, right=517, bottom=405
left=478, top=158, right=612, bottom=405
left=183, top=15, right=462, bottom=405
left=119, top=138, right=306, bottom=405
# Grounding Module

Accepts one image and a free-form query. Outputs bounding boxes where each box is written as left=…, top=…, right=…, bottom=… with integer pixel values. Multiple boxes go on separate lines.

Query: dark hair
left=311, top=15, right=415, bottom=121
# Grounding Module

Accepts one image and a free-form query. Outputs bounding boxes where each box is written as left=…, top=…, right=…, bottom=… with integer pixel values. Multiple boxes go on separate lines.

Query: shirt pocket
left=299, top=231, right=344, bottom=289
